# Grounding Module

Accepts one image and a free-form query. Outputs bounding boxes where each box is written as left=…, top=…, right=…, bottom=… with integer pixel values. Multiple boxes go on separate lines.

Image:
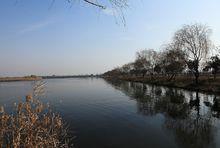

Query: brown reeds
left=0, top=81, right=72, bottom=147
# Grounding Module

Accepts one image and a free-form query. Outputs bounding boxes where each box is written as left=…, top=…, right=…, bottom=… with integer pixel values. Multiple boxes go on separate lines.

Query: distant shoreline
left=42, top=75, right=101, bottom=79
left=0, top=75, right=101, bottom=82
left=0, top=76, right=42, bottom=82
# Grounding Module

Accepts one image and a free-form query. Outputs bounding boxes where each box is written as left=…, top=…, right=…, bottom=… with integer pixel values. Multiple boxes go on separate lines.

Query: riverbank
left=103, top=75, right=220, bottom=95
left=0, top=76, right=42, bottom=82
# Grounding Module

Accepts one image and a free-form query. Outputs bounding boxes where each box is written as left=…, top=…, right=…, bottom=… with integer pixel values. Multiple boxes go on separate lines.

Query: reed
left=0, top=81, right=72, bottom=147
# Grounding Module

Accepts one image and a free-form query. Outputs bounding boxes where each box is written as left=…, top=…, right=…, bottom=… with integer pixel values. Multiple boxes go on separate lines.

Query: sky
left=0, top=0, right=220, bottom=76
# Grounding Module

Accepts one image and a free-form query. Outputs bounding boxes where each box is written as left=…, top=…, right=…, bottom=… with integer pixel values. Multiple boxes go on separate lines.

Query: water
left=0, top=78, right=220, bottom=148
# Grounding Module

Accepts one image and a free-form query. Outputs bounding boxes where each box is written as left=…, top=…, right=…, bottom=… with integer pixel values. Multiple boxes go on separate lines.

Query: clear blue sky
left=0, top=0, right=220, bottom=76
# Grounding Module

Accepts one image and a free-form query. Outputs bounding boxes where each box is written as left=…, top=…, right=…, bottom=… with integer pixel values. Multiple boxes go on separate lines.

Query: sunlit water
left=0, top=78, right=220, bottom=148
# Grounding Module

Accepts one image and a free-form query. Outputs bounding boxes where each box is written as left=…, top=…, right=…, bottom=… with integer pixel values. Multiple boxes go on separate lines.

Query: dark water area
left=0, top=78, right=220, bottom=148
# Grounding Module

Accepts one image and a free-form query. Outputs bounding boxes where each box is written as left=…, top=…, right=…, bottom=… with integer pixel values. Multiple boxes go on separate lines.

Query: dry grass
left=0, top=76, right=42, bottom=82
left=0, top=81, right=72, bottom=147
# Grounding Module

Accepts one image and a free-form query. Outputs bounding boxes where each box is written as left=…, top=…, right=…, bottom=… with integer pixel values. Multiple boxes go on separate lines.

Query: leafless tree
left=120, top=62, right=134, bottom=75
left=162, top=43, right=186, bottom=81
left=134, top=55, right=149, bottom=77
left=137, top=49, right=159, bottom=74
left=174, top=23, right=212, bottom=85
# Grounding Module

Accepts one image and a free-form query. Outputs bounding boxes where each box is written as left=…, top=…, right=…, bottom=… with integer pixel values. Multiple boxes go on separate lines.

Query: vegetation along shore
left=103, top=23, right=220, bottom=94
left=0, top=75, right=42, bottom=82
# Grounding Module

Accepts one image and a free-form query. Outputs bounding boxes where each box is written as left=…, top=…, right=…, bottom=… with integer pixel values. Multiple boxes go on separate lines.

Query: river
left=0, top=78, right=219, bottom=148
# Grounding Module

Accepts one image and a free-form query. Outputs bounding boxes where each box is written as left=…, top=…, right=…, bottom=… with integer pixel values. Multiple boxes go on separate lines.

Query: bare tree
left=133, top=49, right=161, bottom=79
left=162, top=43, right=186, bottom=81
left=120, top=62, right=134, bottom=75
left=137, top=49, right=159, bottom=75
left=205, top=55, right=220, bottom=79
left=134, top=56, right=149, bottom=77
left=174, top=23, right=212, bottom=85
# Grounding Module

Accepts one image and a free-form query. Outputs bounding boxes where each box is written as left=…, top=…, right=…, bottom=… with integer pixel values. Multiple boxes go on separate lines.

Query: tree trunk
left=150, top=73, right=154, bottom=80
left=195, top=72, right=199, bottom=85
left=214, top=71, right=216, bottom=80
left=142, top=72, right=145, bottom=78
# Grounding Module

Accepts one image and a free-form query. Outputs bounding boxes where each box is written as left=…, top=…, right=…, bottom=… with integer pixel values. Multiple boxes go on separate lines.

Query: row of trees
left=104, top=23, right=220, bottom=85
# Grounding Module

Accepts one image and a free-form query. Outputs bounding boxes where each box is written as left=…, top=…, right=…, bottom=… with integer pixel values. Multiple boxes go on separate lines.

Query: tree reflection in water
left=105, top=79, right=220, bottom=148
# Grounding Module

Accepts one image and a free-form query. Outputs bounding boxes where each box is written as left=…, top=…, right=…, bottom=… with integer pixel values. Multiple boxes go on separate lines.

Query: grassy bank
left=0, top=76, right=42, bottom=82
left=104, top=75, right=220, bottom=95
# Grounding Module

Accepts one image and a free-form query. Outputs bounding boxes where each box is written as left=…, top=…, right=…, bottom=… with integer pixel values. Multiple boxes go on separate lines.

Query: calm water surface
left=0, top=78, right=220, bottom=148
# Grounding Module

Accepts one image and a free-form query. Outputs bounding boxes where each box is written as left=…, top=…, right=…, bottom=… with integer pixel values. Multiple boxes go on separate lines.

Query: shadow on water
left=105, top=79, right=220, bottom=148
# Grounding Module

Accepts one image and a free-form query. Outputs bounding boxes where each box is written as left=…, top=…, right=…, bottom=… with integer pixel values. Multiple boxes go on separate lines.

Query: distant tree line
left=103, top=23, right=220, bottom=85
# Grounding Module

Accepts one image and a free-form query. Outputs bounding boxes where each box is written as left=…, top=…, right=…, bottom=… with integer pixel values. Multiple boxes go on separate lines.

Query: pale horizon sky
left=0, top=0, right=220, bottom=76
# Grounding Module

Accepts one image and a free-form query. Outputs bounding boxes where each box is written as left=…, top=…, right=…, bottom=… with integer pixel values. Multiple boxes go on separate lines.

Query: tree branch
left=83, top=0, right=106, bottom=9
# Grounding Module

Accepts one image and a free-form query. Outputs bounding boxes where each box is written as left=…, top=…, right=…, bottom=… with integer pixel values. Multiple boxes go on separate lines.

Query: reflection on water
left=106, top=79, right=220, bottom=148
left=0, top=78, right=220, bottom=148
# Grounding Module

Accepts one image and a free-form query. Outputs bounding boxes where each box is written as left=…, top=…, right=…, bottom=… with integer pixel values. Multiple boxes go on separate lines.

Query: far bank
left=0, top=76, right=42, bottom=82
